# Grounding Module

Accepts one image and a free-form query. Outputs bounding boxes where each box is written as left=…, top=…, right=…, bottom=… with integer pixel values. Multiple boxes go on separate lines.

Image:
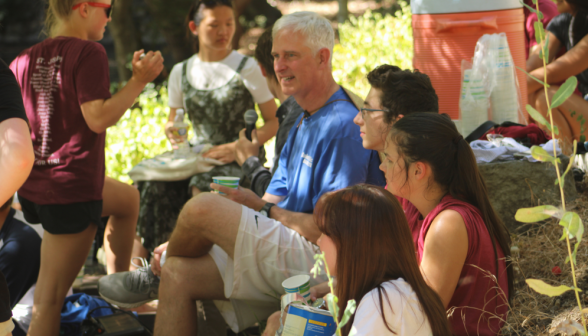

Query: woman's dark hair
left=566, top=0, right=588, bottom=47
left=186, top=0, right=234, bottom=53
left=366, top=65, right=439, bottom=125
left=314, top=185, right=452, bottom=336
left=388, top=113, right=514, bottom=304
left=255, top=26, right=277, bottom=83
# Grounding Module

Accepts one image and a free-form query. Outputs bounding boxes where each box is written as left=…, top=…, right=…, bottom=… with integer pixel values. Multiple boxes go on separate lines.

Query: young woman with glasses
left=9, top=0, right=163, bottom=335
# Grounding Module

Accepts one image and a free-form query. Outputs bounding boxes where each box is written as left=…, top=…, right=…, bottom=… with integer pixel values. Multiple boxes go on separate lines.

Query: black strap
left=465, top=120, right=498, bottom=143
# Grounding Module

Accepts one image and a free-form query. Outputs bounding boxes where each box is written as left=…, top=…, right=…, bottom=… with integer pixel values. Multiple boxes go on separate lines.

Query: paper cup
left=282, top=275, right=311, bottom=302
left=212, top=176, right=240, bottom=195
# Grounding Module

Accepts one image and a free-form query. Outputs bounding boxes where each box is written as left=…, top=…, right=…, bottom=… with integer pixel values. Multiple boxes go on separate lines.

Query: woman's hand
left=262, top=311, right=282, bottom=336
left=164, top=121, right=182, bottom=149
left=151, top=241, right=169, bottom=276
left=310, top=281, right=331, bottom=302
left=235, top=128, right=260, bottom=166
left=203, top=141, right=237, bottom=164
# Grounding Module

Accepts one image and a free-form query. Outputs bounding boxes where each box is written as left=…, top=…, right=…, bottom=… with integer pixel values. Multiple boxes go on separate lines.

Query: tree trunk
left=109, top=0, right=142, bottom=82
left=338, top=0, right=349, bottom=23
left=143, top=0, right=194, bottom=64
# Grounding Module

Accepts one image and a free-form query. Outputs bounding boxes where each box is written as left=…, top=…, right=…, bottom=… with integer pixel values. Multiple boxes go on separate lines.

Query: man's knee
left=177, top=193, right=227, bottom=231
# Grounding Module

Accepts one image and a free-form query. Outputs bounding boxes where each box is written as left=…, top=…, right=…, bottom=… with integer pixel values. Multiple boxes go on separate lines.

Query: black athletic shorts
left=19, top=196, right=103, bottom=234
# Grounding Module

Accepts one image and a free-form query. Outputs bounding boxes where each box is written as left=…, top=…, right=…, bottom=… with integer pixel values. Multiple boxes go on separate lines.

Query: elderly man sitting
left=99, top=11, right=384, bottom=335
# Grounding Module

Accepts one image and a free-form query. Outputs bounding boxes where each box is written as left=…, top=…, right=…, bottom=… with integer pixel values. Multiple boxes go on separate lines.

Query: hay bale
left=479, top=157, right=578, bottom=233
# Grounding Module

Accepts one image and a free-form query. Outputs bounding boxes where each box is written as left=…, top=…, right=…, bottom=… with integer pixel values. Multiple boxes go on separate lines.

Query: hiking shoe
left=98, top=257, right=160, bottom=308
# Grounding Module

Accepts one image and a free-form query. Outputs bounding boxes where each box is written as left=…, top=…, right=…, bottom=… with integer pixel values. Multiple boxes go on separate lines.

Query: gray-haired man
left=101, top=12, right=384, bottom=335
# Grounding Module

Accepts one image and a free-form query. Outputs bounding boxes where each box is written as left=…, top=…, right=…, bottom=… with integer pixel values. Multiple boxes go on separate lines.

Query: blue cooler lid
left=411, top=0, right=522, bottom=15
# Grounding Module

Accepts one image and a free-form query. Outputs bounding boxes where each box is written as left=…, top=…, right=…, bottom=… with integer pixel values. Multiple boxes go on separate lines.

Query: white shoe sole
left=98, top=290, right=156, bottom=309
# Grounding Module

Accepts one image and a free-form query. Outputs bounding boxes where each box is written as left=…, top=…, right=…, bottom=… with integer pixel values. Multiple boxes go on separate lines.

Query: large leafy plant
left=332, top=3, right=413, bottom=98
left=515, top=1, right=586, bottom=334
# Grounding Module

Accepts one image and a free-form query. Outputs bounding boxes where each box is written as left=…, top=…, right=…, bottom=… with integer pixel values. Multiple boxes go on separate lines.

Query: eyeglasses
left=72, top=1, right=114, bottom=18
left=359, top=107, right=388, bottom=119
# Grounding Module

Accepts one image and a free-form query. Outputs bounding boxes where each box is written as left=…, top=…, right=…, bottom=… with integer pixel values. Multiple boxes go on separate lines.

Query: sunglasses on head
left=72, top=1, right=114, bottom=18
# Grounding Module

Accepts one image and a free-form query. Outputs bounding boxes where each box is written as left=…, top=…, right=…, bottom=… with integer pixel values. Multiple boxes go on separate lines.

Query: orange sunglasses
left=72, top=2, right=114, bottom=18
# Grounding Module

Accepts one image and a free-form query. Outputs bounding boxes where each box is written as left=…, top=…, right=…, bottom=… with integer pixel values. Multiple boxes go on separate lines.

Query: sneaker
left=98, top=257, right=160, bottom=308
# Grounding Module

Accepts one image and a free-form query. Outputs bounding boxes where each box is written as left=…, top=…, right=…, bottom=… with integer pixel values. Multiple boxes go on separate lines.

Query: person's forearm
left=86, top=77, right=148, bottom=133
left=270, top=207, right=321, bottom=243
left=256, top=118, right=279, bottom=144
left=0, top=119, right=33, bottom=204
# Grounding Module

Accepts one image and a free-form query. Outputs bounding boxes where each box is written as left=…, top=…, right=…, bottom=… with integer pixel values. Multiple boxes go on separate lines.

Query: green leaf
left=520, top=1, right=544, bottom=19
left=551, top=77, right=578, bottom=109
left=325, top=293, right=339, bottom=322
left=534, top=21, right=546, bottom=45
left=530, top=145, right=556, bottom=163
left=526, top=279, right=580, bottom=297
left=516, top=66, right=549, bottom=87
left=338, top=300, right=357, bottom=329
left=540, top=33, right=550, bottom=62
left=559, top=140, right=578, bottom=186
left=515, top=205, right=560, bottom=223
left=526, top=105, right=550, bottom=127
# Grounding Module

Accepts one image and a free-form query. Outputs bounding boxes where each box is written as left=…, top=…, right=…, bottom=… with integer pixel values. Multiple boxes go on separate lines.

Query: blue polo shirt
left=266, top=87, right=385, bottom=213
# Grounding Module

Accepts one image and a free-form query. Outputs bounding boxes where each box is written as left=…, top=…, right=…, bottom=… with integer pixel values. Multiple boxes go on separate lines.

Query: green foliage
left=515, top=205, right=560, bottom=223
left=105, top=84, right=172, bottom=184
left=332, top=2, right=413, bottom=98
left=526, top=279, right=581, bottom=297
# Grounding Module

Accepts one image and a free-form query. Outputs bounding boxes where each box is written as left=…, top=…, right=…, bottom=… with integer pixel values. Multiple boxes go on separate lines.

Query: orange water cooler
left=411, top=0, right=528, bottom=127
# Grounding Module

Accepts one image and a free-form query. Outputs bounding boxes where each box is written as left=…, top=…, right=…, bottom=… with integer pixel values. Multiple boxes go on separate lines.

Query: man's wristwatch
left=260, top=202, right=275, bottom=217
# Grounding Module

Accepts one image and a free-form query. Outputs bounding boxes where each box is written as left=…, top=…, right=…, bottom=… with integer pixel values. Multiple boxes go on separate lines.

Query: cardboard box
left=282, top=304, right=337, bottom=336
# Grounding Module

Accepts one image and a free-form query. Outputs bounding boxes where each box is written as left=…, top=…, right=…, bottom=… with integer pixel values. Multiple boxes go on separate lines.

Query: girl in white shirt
left=314, top=185, right=451, bottom=336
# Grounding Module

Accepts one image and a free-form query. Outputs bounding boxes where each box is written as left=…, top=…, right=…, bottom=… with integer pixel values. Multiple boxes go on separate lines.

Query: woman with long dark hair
left=527, top=0, right=588, bottom=145
left=381, top=112, right=512, bottom=335
left=314, top=184, right=451, bottom=336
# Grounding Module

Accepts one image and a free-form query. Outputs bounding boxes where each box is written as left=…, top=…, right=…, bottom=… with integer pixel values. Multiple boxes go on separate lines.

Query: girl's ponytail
left=44, top=0, right=77, bottom=37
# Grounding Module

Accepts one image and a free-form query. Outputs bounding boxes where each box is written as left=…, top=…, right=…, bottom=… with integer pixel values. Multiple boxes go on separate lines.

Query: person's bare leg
left=166, top=192, right=241, bottom=259
left=533, top=86, right=588, bottom=143
left=154, top=254, right=225, bottom=336
left=27, top=224, right=97, bottom=336
left=130, top=235, right=149, bottom=271
left=102, top=177, right=140, bottom=274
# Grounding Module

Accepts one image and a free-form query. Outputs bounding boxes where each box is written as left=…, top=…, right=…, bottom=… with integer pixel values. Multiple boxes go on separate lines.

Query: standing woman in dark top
left=527, top=0, right=588, bottom=145
left=0, top=58, right=34, bottom=336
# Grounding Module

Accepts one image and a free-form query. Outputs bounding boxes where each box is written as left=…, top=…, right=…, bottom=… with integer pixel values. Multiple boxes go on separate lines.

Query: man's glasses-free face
left=72, top=2, right=114, bottom=18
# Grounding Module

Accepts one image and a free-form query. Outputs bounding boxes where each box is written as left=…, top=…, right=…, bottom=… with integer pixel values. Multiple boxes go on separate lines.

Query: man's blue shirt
left=266, top=87, right=385, bottom=213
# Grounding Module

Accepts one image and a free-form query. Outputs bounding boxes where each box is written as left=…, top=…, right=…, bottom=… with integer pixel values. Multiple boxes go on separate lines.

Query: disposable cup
left=212, top=176, right=240, bottom=195
left=282, top=274, right=311, bottom=302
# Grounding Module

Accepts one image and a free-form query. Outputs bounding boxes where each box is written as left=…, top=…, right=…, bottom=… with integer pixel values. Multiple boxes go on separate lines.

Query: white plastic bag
left=127, top=144, right=224, bottom=182
left=460, top=33, right=526, bottom=134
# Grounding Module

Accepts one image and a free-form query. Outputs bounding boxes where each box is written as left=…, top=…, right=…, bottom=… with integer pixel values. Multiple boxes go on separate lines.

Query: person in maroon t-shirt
left=9, top=0, right=163, bottom=335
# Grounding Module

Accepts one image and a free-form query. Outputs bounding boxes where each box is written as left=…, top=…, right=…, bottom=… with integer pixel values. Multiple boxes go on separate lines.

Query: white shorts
left=209, top=205, right=327, bottom=332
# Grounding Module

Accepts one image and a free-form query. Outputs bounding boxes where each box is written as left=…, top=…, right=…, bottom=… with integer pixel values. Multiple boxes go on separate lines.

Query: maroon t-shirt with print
left=10, top=37, right=111, bottom=205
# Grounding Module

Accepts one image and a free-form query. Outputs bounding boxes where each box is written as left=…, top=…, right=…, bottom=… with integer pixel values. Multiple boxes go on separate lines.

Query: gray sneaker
left=98, top=257, right=160, bottom=308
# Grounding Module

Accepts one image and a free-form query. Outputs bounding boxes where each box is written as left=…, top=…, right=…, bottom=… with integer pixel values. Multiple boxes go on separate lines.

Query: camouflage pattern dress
left=136, top=56, right=264, bottom=252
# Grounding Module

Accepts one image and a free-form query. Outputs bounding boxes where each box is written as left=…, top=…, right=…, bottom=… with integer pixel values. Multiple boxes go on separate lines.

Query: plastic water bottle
left=173, top=109, right=189, bottom=159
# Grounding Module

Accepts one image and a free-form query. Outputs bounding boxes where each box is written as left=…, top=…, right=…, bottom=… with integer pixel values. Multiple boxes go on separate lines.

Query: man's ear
left=317, top=48, right=331, bottom=66
left=188, top=21, right=198, bottom=36
left=258, top=62, right=268, bottom=77
left=397, top=114, right=404, bottom=120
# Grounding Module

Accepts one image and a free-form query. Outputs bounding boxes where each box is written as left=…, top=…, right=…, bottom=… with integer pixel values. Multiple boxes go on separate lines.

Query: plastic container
left=173, top=109, right=189, bottom=159
left=412, top=0, right=528, bottom=123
